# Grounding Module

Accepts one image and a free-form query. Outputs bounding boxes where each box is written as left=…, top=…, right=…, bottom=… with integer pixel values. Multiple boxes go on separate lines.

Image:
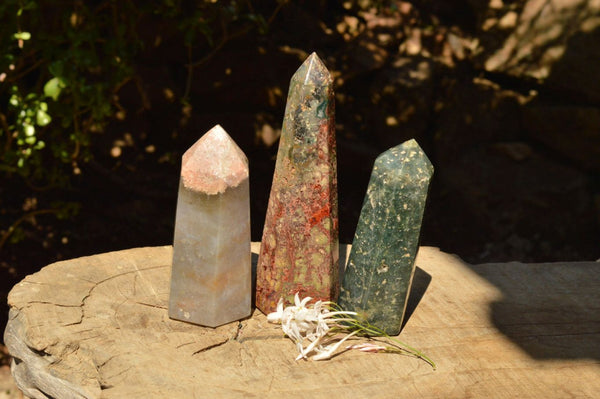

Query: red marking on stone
left=309, top=203, right=330, bottom=228
left=256, top=53, right=339, bottom=314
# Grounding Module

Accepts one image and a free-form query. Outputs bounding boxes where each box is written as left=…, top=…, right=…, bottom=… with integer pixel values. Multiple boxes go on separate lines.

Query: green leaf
left=44, top=77, right=66, bottom=101
left=36, top=109, right=51, bottom=126
left=23, top=124, right=35, bottom=136
left=14, top=32, right=31, bottom=40
left=9, top=95, right=19, bottom=107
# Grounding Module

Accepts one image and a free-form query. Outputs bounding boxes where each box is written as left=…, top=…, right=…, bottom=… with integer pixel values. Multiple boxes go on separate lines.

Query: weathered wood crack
left=191, top=339, right=230, bottom=356
left=4, top=246, right=599, bottom=398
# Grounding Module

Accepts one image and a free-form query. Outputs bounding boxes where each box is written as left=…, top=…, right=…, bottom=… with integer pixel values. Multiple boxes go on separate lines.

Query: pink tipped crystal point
left=169, top=124, right=251, bottom=327
left=181, top=124, right=248, bottom=195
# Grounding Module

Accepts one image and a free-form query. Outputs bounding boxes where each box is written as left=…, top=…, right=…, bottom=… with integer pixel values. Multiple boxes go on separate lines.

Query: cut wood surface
left=4, top=244, right=600, bottom=398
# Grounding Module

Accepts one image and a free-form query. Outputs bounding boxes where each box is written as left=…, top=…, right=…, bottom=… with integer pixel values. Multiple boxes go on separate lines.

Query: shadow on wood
left=402, top=266, right=432, bottom=331
left=468, top=261, right=600, bottom=361
left=251, top=251, right=259, bottom=309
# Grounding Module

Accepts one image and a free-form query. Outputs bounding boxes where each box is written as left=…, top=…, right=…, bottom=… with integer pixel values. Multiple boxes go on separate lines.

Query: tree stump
left=4, top=244, right=600, bottom=398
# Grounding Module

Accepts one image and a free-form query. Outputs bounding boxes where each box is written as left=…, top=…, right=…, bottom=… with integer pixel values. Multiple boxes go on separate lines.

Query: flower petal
left=346, top=343, right=387, bottom=353
left=312, top=331, right=359, bottom=361
left=300, top=295, right=312, bottom=307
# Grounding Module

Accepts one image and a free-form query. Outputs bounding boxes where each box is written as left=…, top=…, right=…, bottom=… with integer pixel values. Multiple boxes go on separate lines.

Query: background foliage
left=1, top=0, right=599, bottom=309
left=0, top=0, right=286, bottom=249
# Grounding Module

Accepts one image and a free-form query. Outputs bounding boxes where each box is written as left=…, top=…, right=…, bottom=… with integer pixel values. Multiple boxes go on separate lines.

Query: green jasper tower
left=338, top=139, right=433, bottom=335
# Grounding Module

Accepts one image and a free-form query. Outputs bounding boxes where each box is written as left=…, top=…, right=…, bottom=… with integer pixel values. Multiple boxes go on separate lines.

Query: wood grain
left=5, top=244, right=600, bottom=398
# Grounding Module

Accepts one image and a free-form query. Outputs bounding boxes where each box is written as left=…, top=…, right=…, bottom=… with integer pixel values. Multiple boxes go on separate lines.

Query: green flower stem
left=344, top=318, right=436, bottom=369
left=329, top=302, right=436, bottom=369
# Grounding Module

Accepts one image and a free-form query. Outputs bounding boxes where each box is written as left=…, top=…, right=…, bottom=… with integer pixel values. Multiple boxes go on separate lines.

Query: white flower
left=266, top=298, right=284, bottom=323
left=311, top=330, right=359, bottom=361
left=346, top=342, right=387, bottom=353
left=267, top=294, right=436, bottom=368
left=267, top=293, right=359, bottom=361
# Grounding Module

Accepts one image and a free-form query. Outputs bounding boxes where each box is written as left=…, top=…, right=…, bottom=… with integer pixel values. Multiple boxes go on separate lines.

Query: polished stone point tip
left=378, top=139, right=433, bottom=180
left=294, top=52, right=332, bottom=86
left=181, top=124, right=248, bottom=195
left=283, top=52, right=334, bottom=156
left=338, top=138, right=433, bottom=336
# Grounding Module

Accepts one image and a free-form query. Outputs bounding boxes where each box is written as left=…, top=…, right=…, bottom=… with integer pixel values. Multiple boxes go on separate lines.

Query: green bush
left=0, top=0, right=283, bottom=247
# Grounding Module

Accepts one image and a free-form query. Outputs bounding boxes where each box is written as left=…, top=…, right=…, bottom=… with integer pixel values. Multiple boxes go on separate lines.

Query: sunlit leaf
left=44, top=77, right=66, bottom=101
left=14, top=32, right=31, bottom=40
left=36, top=109, right=51, bottom=126
left=9, top=95, right=19, bottom=107
left=23, top=124, right=35, bottom=136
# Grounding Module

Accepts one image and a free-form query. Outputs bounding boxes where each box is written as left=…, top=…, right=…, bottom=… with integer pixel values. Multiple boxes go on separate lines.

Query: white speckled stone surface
left=338, top=139, right=433, bottom=335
